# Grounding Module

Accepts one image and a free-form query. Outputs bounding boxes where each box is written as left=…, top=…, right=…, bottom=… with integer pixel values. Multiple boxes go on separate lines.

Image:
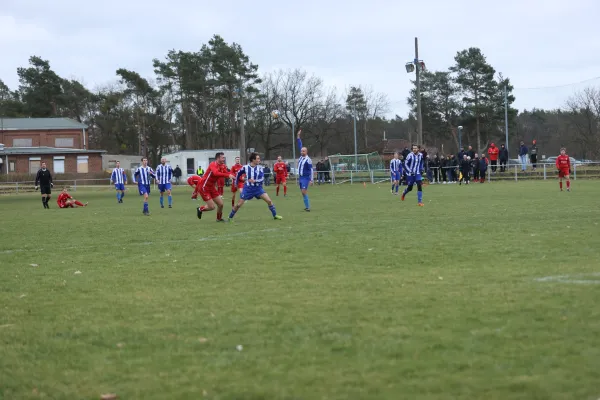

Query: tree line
left=1, top=35, right=598, bottom=162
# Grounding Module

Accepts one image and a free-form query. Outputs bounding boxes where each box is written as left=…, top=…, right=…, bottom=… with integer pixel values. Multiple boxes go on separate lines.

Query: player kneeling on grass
left=57, top=188, right=88, bottom=208
left=556, top=147, right=572, bottom=192
left=228, top=152, right=282, bottom=221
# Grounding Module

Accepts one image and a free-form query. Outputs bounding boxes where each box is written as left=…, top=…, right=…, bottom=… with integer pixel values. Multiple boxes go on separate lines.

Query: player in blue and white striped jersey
left=133, top=157, right=156, bottom=215
left=389, top=152, right=403, bottom=195
left=296, top=129, right=313, bottom=211
left=110, top=161, right=127, bottom=203
left=155, top=157, right=173, bottom=209
left=401, top=145, right=425, bottom=206
left=228, top=152, right=282, bottom=221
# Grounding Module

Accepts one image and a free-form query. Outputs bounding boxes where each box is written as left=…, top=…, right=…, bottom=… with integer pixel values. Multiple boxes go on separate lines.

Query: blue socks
left=160, top=196, right=164, bottom=207
left=168, top=195, right=172, bottom=206
left=303, top=194, right=310, bottom=209
left=269, top=204, right=276, bottom=217
left=116, top=192, right=121, bottom=201
left=417, top=190, right=423, bottom=203
left=395, top=184, right=399, bottom=193
left=143, top=201, right=149, bottom=213
left=229, top=209, right=237, bottom=219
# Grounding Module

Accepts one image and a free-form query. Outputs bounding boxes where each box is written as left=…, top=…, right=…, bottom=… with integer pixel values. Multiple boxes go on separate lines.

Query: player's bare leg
left=260, top=193, right=282, bottom=219
left=214, top=195, right=226, bottom=222
left=197, top=198, right=216, bottom=219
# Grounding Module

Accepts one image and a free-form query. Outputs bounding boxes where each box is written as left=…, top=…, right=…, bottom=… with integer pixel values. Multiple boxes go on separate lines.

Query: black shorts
left=40, top=185, right=51, bottom=195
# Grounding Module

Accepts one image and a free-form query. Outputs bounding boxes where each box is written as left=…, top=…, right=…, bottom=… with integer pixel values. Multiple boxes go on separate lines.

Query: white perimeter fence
left=1, top=162, right=599, bottom=194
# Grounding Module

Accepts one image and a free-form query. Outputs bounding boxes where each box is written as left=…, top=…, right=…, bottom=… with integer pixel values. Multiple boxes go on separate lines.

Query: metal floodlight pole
left=292, top=118, right=296, bottom=179
left=239, top=86, right=246, bottom=164
left=458, top=126, right=463, bottom=150
left=353, top=101, right=358, bottom=168
left=414, top=37, right=423, bottom=146
left=504, top=84, right=509, bottom=157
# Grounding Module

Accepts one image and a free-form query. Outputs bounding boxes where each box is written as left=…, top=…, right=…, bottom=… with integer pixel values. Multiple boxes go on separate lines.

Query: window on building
left=29, top=158, right=41, bottom=174
left=9, top=161, right=15, bottom=173
left=186, top=158, right=195, bottom=174
left=55, top=138, right=74, bottom=147
left=108, top=160, right=117, bottom=168
left=77, top=156, right=88, bottom=173
left=54, top=157, right=65, bottom=174
left=14, top=138, right=32, bottom=147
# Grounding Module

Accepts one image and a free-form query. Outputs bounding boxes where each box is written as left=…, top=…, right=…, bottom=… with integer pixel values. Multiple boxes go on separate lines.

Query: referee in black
left=35, top=162, right=53, bottom=208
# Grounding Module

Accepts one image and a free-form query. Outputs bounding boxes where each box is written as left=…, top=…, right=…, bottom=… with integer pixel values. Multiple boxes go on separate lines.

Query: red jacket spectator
left=488, top=143, right=499, bottom=161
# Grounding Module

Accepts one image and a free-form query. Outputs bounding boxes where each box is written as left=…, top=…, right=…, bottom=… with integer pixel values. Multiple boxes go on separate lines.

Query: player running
left=196, top=152, right=235, bottom=221
left=556, top=148, right=572, bottom=192
left=296, top=130, right=313, bottom=211
left=35, top=161, right=53, bottom=209
left=390, top=152, right=403, bottom=195
left=401, top=144, right=425, bottom=206
left=155, top=157, right=174, bottom=208
left=228, top=152, right=282, bottom=221
left=133, top=157, right=156, bottom=216
left=230, top=156, right=245, bottom=207
left=57, top=188, right=88, bottom=208
left=110, top=161, right=127, bottom=203
left=273, top=155, right=288, bottom=197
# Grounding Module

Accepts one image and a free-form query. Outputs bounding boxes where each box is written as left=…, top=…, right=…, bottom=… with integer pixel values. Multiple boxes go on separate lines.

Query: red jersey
left=273, top=162, right=288, bottom=177
left=556, top=154, right=571, bottom=171
left=230, top=164, right=244, bottom=183
left=187, top=175, right=201, bottom=187
left=488, top=145, right=499, bottom=161
left=57, top=192, right=71, bottom=206
left=199, top=161, right=231, bottom=190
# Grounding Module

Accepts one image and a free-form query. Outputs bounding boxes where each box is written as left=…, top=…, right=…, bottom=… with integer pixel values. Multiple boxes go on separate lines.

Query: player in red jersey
left=273, top=156, right=288, bottom=196
left=57, top=188, right=88, bottom=208
left=196, top=152, right=235, bottom=221
left=187, top=175, right=202, bottom=199
left=230, top=156, right=245, bottom=207
left=555, top=147, right=572, bottom=192
left=217, top=163, right=228, bottom=196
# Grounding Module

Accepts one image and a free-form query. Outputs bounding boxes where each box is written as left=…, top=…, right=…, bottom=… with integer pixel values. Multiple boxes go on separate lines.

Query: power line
left=512, top=76, right=600, bottom=90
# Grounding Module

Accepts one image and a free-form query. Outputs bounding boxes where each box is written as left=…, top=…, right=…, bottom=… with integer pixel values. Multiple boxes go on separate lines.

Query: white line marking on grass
left=534, top=273, right=600, bottom=284
left=0, top=227, right=291, bottom=255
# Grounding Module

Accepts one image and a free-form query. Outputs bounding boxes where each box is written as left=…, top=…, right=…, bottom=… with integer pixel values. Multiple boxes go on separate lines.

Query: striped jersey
left=404, top=152, right=423, bottom=176
left=111, top=168, right=127, bottom=184
left=296, top=138, right=313, bottom=180
left=134, top=166, right=155, bottom=185
left=390, top=158, right=403, bottom=173
left=155, top=164, right=173, bottom=184
left=236, top=164, right=264, bottom=187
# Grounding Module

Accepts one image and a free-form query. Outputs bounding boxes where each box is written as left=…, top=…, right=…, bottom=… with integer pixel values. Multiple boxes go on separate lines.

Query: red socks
left=216, top=211, right=222, bottom=220
left=74, top=201, right=84, bottom=207
left=567, top=180, right=570, bottom=189
left=284, top=186, right=287, bottom=195
left=276, top=186, right=280, bottom=196
left=559, top=182, right=563, bottom=189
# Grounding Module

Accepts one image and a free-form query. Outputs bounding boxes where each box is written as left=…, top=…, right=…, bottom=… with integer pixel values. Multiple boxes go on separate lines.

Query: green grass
left=1, top=181, right=600, bottom=400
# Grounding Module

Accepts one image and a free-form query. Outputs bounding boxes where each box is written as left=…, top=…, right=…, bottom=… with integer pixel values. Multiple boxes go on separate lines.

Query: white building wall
left=163, top=149, right=240, bottom=177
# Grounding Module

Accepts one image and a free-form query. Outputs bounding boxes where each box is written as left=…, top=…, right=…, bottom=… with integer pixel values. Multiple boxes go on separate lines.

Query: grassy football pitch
left=1, top=181, right=600, bottom=399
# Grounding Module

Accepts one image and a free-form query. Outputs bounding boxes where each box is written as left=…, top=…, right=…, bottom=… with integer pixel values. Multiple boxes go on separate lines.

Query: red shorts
left=558, top=169, right=570, bottom=178
left=198, top=185, right=220, bottom=202
left=58, top=202, right=73, bottom=208
left=231, top=183, right=244, bottom=193
left=275, top=175, right=287, bottom=184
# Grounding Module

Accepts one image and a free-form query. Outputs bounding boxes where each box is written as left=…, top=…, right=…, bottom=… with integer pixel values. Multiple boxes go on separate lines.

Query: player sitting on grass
left=556, top=147, right=572, bottom=192
left=57, top=188, right=88, bottom=208
left=228, top=152, right=282, bottom=221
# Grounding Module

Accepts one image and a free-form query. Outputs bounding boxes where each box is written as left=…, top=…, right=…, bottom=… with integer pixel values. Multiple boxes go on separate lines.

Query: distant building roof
left=0, top=117, right=87, bottom=130
left=0, top=146, right=105, bottom=155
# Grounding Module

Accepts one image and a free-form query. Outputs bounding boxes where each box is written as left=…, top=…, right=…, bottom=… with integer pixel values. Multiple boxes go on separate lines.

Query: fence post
left=543, top=164, right=546, bottom=180
left=74, top=180, right=77, bottom=192
left=350, top=170, right=353, bottom=184
left=574, top=163, right=577, bottom=180
left=16, top=182, right=19, bottom=194
left=370, top=170, right=374, bottom=184
left=514, top=165, right=518, bottom=182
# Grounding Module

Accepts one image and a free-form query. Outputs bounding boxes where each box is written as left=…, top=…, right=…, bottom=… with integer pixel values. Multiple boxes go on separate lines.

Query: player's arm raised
left=296, top=129, right=303, bottom=152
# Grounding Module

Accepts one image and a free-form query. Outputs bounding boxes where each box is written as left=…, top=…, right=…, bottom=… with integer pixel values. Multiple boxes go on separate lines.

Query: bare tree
left=566, top=87, right=600, bottom=159
left=308, top=87, right=344, bottom=156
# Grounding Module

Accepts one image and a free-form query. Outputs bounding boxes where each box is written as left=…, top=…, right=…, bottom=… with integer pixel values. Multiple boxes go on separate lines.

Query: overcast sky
left=1, top=0, right=599, bottom=118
